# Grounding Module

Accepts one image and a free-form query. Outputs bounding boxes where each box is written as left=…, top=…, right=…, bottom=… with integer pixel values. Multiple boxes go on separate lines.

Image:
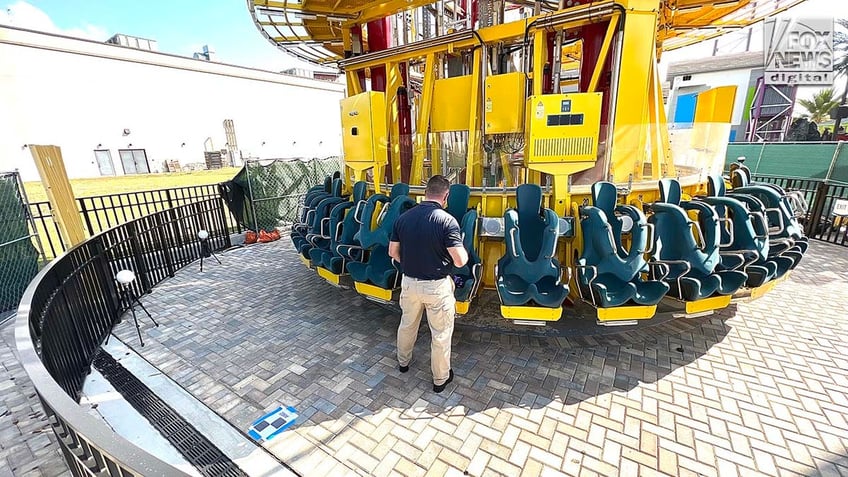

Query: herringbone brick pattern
left=0, top=324, right=70, bottom=476
left=109, top=240, right=848, bottom=477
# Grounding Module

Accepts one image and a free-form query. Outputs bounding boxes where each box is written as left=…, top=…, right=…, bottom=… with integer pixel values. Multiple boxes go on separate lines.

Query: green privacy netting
left=725, top=143, right=848, bottom=183
left=222, top=157, right=341, bottom=231
left=0, top=172, right=41, bottom=317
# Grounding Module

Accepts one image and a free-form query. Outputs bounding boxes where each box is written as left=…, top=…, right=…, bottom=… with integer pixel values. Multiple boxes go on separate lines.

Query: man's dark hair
left=425, top=175, right=451, bottom=198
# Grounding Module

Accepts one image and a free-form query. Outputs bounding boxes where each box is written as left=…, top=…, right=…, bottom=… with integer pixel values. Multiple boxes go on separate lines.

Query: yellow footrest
left=683, top=294, right=732, bottom=314
left=597, top=304, right=656, bottom=322
left=316, top=267, right=341, bottom=285
left=456, top=301, right=471, bottom=315
left=299, top=255, right=312, bottom=268
left=500, top=305, right=562, bottom=321
left=354, top=281, right=394, bottom=302
left=748, top=280, right=778, bottom=300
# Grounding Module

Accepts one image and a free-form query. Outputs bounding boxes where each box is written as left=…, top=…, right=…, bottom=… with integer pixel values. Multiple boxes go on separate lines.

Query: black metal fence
left=752, top=174, right=848, bottom=246
left=28, top=183, right=240, bottom=260
left=16, top=197, right=230, bottom=476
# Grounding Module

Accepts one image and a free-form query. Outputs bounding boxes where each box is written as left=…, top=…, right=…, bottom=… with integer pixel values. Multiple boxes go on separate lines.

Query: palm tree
left=833, top=19, right=847, bottom=133
left=798, top=88, right=840, bottom=124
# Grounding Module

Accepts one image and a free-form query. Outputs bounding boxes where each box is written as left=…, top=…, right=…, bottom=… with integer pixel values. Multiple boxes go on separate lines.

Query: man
left=389, top=175, right=469, bottom=393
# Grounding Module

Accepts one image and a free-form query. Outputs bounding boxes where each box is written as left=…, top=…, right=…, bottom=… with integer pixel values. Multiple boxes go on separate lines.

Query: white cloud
left=1, top=1, right=108, bottom=41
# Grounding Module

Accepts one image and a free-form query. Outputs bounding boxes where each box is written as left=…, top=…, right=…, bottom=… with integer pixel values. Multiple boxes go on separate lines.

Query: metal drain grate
left=93, top=351, right=247, bottom=477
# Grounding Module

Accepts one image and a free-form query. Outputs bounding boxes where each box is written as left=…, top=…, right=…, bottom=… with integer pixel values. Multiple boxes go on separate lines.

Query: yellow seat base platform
left=316, top=267, right=354, bottom=288
left=596, top=304, right=657, bottom=322
left=665, top=294, right=732, bottom=315
left=456, top=301, right=471, bottom=315
left=354, top=281, right=396, bottom=303
left=500, top=305, right=562, bottom=321
left=299, top=255, right=312, bottom=268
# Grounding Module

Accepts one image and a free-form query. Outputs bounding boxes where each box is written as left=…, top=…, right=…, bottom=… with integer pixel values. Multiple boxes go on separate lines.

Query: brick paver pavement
left=103, top=238, right=848, bottom=477
left=0, top=322, right=70, bottom=476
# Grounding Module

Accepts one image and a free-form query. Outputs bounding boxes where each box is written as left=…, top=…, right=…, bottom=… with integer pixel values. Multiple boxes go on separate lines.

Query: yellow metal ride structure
left=250, top=0, right=810, bottom=325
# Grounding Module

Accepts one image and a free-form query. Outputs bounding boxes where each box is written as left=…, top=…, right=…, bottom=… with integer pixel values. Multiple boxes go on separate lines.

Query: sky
left=1, top=0, right=847, bottom=103
left=0, top=0, right=312, bottom=71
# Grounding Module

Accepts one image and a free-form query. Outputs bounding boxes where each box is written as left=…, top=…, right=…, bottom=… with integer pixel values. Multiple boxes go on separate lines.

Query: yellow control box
left=525, top=92, right=602, bottom=163
left=340, top=91, right=388, bottom=163
left=484, top=72, right=526, bottom=134
left=431, top=76, right=473, bottom=132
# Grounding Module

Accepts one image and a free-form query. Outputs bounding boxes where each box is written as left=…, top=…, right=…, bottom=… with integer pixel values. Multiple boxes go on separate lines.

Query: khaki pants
left=397, top=275, right=456, bottom=385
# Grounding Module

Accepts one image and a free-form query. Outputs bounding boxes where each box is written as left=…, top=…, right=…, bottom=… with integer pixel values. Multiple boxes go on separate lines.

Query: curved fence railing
left=15, top=197, right=231, bottom=476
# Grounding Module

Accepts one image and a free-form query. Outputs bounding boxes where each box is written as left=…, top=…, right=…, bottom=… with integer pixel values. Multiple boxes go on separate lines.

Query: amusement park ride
left=249, top=0, right=811, bottom=325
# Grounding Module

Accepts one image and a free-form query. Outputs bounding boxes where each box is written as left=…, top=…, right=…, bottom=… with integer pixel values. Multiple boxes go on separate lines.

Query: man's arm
left=388, top=241, right=401, bottom=263
left=447, top=246, right=468, bottom=268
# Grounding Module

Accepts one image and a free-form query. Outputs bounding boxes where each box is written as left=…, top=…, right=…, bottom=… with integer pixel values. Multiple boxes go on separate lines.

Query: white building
left=665, top=51, right=764, bottom=142
left=0, top=26, right=344, bottom=181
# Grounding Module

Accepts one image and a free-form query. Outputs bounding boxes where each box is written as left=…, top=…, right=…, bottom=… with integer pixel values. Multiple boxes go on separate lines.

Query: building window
left=94, top=150, right=116, bottom=176
left=118, top=149, right=150, bottom=174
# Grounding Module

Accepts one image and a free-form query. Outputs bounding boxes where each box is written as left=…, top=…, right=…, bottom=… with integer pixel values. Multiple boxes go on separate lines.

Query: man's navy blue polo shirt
left=390, top=201, right=463, bottom=280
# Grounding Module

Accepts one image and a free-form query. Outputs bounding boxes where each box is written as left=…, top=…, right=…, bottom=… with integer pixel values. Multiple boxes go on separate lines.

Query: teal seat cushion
left=650, top=179, right=746, bottom=300
left=496, top=184, right=568, bottom=308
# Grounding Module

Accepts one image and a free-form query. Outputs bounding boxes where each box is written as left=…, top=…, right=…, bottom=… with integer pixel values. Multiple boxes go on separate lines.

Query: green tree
left=797, top=88, right=840, bottom=124
left=833, top=19, right=847, bottom=133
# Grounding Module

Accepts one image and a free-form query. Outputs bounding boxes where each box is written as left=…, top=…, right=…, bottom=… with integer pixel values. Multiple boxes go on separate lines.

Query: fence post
left=125, top=221, right=152, bottom=292
left=78, top=199, right=96, bottom=237
left=156, top=213, right=176, bottom=278
left=165, top=188, right=175, bottom=209
left=806, top=180, right=829, bottom=237
left=825, top=141, right=842, bottom=182
left=14, top=170, right=47, bottom=263
left=91, top=238, right=121, bottom=324
left=245, top=161, right=258, bottom=232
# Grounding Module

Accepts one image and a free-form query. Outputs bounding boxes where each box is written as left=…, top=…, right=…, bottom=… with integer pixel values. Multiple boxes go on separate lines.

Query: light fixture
left=97, top=143, right=102, bottom=148
left=256, top=6, right=286, bottom=17
left=114, top=269, right=159, bottom=347
left=294, top=12, right=318, bottom=20
left=674, top=4, right=702, bottom=14
left=123, top=128, right=131, bottom=136
left=197, top=229, right=221, bottom=272
left=127, top=143, right=133, bottom=147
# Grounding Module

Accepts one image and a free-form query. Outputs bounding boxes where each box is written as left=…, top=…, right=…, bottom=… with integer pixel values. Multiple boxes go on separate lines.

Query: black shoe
left=399, top=364, right=409, bottom=373
left=433, top=370, right=454, bottom=393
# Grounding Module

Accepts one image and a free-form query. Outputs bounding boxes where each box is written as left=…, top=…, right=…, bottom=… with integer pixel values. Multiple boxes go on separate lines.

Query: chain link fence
left=222, top=157, right=342, bottom=231
left=1, top=171, right=45, bottom=323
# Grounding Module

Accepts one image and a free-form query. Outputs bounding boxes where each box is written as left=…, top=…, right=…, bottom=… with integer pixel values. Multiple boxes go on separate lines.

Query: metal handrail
left=14, top=199, right=230, bottom=476
left=508, top=228, right=520, bottom=257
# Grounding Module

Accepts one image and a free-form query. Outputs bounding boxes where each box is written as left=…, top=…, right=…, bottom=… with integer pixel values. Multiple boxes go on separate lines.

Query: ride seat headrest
left=707, top=175, right=726, bottom=197
left=659, top=179, right=682, bottom=205
left=591, top=181, right=618, bottom=216
left=447, top=183, right=471, bottom=222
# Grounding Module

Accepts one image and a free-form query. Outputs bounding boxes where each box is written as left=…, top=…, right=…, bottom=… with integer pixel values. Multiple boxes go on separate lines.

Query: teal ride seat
left=577, top=182, right=669, bottom=307
left=496, top=184, right=569, bottom=308
left=699, top=175, right=793, bottom=287
left=310, top=181, right=369, bottom=273
left=649, top=179, right=747, bottom=301
left=729, top=163, right=809, bottom=257
left=348, top=184, right=416, bottom=289
left=445, top=184, right=482, bottom=303
left=291, top=178, right=329, bottom=248
left=729, top=185, right=808, bottom=255
left=300, top=193, right=346, bottom=259
left=292, top=175, right=340, bottom=250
